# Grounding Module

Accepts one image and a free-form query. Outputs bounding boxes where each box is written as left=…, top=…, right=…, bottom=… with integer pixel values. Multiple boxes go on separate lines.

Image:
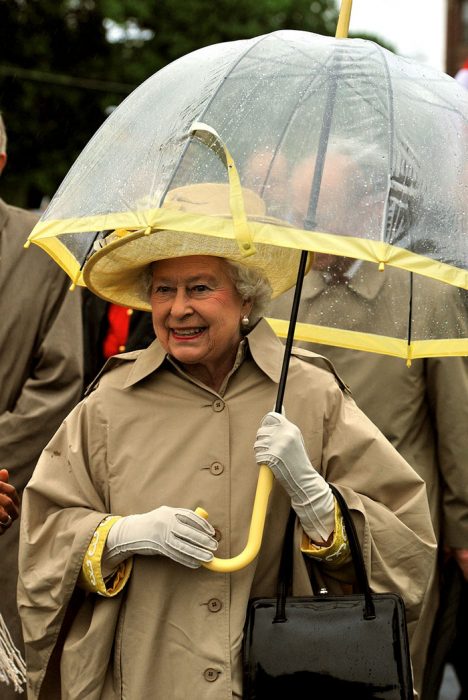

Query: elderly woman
left=18, top=184, right=435, bottom=700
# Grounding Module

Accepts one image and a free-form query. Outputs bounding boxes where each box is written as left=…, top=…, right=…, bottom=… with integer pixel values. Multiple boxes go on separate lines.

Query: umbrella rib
left=407, top=272, right=414, bottom=352
left=258, top=53, right=338, bottom=200
left=404, top=93, right=468, bottom=122
left=375, top=41, right=396, bottom=244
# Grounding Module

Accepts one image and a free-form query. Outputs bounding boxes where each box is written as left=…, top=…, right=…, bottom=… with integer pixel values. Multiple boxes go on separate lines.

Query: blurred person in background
left=0, top=111, right=83, bottom=698
left=270, top=147, right=468, bottom=699
left=0, top=469, right=25, bottom=695
left=421, top=61, right=468, bottom=700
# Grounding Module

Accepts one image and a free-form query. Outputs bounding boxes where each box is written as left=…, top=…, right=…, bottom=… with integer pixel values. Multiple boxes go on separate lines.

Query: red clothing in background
left=102, top=304, right=133, bottom=359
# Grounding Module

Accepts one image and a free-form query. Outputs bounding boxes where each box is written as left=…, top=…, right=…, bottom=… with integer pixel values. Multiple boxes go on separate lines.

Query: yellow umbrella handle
left=195, top=464, right=274, bottom=572
left=336, top=0, right=353, bottom=39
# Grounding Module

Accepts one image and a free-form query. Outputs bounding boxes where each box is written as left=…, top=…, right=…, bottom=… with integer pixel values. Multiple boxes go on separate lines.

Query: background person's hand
left=452, top=547, right=468, bottom=581
left=0, top=468, right=20, bottom=534
left=254, top=412, right=335, bottom=543
left=103, top=505, right=219, bottom=572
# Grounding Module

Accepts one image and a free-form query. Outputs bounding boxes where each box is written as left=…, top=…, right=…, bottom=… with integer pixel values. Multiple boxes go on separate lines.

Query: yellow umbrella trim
left=267, top=318, right=468, bottom=361
left=27, top=209, right=468, bottom=291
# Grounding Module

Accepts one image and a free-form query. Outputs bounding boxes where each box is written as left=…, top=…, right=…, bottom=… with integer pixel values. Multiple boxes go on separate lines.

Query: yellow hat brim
left=83, top=226, right=306, bottom=311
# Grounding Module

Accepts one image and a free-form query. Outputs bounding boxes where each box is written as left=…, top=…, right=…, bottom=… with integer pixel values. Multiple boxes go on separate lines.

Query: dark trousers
left=422, top=558, right=466, bottom=700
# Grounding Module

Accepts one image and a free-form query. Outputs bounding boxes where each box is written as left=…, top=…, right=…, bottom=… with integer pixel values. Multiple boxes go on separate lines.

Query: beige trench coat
left=271, top=265, right=468, bottom=694
left=18, top=320, right=436, bottom=700
left=0, top=198, right=83, bottom=689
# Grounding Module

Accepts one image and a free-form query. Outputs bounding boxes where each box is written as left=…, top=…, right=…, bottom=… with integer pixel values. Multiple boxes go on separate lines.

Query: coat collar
left=123, top=340, right=167, bottom=387
left=245, top=318, right=283, bottom=383
left=302, top=262, right=387, bottom=302
left=123, top=318, right=284, bottom=389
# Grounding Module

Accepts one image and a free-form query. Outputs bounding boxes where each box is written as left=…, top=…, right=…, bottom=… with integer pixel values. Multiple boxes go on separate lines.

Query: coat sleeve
left=317, top=381, right=437, bottom=628
left=17, top=393, right=112, bottom=698
left=0, top=278, right=83, bottom=491
left=426, top=356, right=468, bottom=549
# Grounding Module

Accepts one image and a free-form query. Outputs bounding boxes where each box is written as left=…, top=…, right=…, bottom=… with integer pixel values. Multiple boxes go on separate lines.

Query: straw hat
left=83, top=183, right=306, bottom=310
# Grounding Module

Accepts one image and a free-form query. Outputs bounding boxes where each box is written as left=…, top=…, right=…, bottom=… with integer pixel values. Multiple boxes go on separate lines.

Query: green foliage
left=0, top=0, right=121, bottom=206
left=103, top=0, right=339, bottom=74
left=0, top=0, right=340, bottom=207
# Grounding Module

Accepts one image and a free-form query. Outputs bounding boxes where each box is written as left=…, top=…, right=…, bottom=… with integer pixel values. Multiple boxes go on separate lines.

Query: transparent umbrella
left=26, top=5, right=468, bottom=571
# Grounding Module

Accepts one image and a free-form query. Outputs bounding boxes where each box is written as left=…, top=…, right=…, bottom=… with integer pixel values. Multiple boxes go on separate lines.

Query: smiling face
left=150, top=255, right=251, bottom=390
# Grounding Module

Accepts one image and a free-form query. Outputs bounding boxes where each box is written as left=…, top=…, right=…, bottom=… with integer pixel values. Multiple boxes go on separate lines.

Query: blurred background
left=0, top=0, right=465, bottom=210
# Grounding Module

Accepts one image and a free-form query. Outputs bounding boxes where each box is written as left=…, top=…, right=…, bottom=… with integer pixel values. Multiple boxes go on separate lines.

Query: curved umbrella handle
left=195, top=464, right=274, bottom=572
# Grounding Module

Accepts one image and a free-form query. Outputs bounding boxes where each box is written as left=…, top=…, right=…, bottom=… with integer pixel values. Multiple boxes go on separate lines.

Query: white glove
left=102, top=506, right=219, bottom=572
left=254, top=412, right=335, bottom=543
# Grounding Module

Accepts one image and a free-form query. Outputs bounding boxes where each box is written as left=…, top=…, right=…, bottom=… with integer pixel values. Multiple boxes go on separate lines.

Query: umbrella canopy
left=27, top=29, right=468, bottom=363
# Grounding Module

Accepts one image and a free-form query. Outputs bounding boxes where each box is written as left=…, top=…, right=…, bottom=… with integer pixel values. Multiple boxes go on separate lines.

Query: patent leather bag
left=243, top=485, right=414, bottom=699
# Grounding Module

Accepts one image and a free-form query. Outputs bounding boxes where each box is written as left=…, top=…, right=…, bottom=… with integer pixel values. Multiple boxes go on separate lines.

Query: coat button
left=212, top=399, right=225, bottom=412
left=207, top=598, right=223, bottom=613
left=118, top=344, right=126, bottom=352
left=210, top=462, right=224, bottom=475
left=203, top=668, right=219, bottom=682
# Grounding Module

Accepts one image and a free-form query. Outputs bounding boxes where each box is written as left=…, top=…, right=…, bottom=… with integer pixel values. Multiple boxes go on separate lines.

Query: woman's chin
left=169, top=345, right=206, bottom=366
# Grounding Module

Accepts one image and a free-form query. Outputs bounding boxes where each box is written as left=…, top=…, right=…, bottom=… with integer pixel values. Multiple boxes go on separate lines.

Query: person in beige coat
left=271, top=256, right=468, bottom=698
left=18, top=184, right=436, bottom=700
left=0, top=112, right=83, bottom=698
left=0, top=471, right=25, bottom=695
left=268, top=142, right=468, bottom=698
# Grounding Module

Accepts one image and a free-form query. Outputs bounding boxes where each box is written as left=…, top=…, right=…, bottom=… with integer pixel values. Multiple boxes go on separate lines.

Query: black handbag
left=243, top=485, right=414, bottom=699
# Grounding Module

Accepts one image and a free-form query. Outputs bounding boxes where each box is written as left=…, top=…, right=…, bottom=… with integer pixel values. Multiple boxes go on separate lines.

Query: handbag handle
left=274, top=484, right=376, bottom=621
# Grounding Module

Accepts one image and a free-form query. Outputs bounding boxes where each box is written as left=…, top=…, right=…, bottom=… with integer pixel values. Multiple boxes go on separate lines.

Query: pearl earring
left=241, top=315, right=250, bottom=327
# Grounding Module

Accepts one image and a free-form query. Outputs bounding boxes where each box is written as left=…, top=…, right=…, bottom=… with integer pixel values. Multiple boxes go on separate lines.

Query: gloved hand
left=102, top=506, right=219, bottom=573
left=254, top=412, right=335, bottom=543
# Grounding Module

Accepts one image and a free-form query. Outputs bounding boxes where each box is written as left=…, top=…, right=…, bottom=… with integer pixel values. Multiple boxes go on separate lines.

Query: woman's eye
left=190, top=285, right=211, bottom=295
left=153, top=286, right=173, bottom=296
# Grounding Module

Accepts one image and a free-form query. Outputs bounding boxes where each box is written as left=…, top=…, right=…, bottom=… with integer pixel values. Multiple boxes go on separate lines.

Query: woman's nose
left=170, top=288, right=192, bottom=317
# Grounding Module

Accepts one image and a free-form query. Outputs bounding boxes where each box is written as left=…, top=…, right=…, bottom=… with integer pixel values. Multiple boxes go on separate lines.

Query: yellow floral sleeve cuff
left=301, top=498, right=350, bottom=568
left=78, top=516, right=133, bottom=597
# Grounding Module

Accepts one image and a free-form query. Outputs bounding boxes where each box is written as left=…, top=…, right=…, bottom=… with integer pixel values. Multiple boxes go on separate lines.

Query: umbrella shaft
left=275, top=250, right=309, bottom=412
